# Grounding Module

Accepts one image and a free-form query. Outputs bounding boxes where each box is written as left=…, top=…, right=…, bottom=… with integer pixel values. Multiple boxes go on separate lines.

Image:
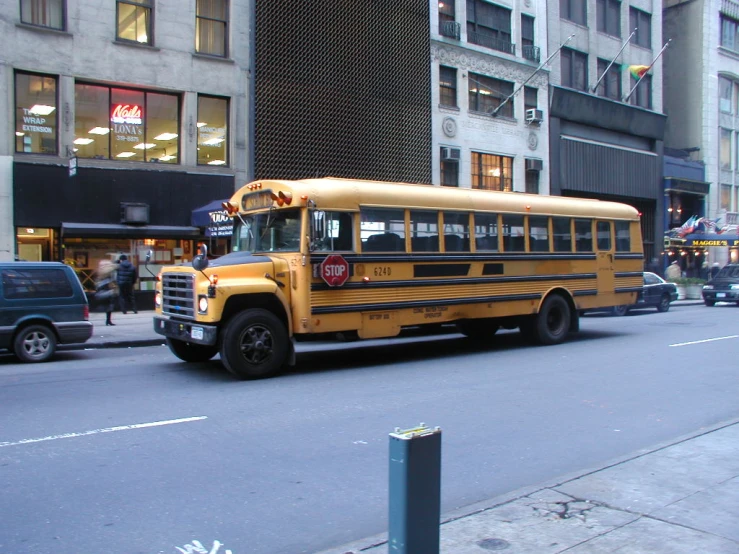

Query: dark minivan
left=702, top=263, right=739, bottom=306
left=0, top=262, right=93, bottom=362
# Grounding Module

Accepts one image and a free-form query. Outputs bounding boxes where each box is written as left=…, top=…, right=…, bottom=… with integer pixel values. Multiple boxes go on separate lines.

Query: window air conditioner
left=441, top=147, right=461, bottom=161
left=525, top=109, right=543, bottom=124
left=525, top=158, right=543, bottom=172
left=121, top=202, right=150, bottom=224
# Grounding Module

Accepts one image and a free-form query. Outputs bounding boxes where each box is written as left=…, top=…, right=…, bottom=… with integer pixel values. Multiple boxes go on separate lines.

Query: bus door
left=595, top=220, right=615, bottom=293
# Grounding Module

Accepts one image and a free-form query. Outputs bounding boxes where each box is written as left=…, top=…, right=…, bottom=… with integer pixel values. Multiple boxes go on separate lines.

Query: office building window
left=21, top=0, right=64, bottom=30
left=720, top=76, right=733, bottom=113
left=521, top=14, right=539, bottom=61
left=74, top=83, right=179, bottom=163
left=560, top=0, right=586, bottom=26
left=629, top=74, right=652, bottom=109
left=630, top=7, right=652, bottom=48
left=469, top=73, right=513, bottom=118
left=15, top=71, right=58, bottom=155
left=439, top=66, right=457, bottom=107
left=721, top=128, right=732, bottom=170
left=196, top=0, right=228, bottom=57
left=116, top=0, right=153, bottom=45
left=596, top=0, right=620, bottom=38
left=596, top=58, right=621, bottom=100
left=471, top=152, right=512, bottom=192
left=467, top=0, right=513, bottom=55
left=524, top=86, right=537, bottom=111
left=197, top=95, right=229, bottom=166
left=440, top=148, right=459, bottom=187
left=721, top=184, right=732, bottom=211
left=721, top=13, right=739, bottom=52
left=561, top=48, right=588, bottom=91
left=525, top=170, right=539, bottom=194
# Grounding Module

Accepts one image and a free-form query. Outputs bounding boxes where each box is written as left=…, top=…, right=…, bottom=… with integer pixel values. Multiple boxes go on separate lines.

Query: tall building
left=664, top=0, right=739, bottom=265
left=547, top=0, right=666, bottom=262
left=429, top=0, right=550, bottom=194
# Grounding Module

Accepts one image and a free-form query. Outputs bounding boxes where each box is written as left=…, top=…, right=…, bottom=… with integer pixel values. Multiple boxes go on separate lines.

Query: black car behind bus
left=702, top=263, right=739, bottom=306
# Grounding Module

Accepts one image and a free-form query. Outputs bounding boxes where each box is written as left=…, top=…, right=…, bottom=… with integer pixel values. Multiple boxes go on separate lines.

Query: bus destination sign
left=241, top=191, right=275, bottom=211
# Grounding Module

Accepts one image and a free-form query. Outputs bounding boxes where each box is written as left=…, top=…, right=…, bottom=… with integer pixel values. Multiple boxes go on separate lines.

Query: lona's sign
left=111, top=104, right=143, bottom=125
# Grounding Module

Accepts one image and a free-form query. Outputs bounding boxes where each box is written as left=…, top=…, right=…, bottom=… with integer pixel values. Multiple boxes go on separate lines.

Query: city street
left=1, top=304, right=738, bottom=554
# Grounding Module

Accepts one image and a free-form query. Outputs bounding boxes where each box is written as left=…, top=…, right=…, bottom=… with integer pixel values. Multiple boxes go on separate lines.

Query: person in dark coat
left=116, top=254, right=138, bottom=314
left=95, top=260, right=117, bottom=326
left=710, top=262, right=721, bottom=279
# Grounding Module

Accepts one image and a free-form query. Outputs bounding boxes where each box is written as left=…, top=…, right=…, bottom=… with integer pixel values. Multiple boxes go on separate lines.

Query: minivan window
left=2, top=269, right=73, bottom=299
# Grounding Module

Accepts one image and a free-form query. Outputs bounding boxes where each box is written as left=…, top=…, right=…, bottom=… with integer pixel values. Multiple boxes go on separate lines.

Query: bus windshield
left=232, top=209, right=302, bottom=253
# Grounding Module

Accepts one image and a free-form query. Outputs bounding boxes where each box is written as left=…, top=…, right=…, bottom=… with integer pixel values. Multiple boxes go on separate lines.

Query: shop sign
left=207, top=209, right=232, bottom=237
left=21, top=107, right=53, bottom=134
left=111, top=104, right=143, bottom=144
left=689, top=239, right=739, bottom=247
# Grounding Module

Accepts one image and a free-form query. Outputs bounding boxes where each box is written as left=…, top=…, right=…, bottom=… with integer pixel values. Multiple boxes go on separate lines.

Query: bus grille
left=161, top=273, right=196, bottom=319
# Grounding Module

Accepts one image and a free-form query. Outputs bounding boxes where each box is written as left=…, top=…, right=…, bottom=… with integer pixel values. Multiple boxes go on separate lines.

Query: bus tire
left=220, top=309, right=287, bottom=379
left=535, top=295, right=571, bottom=345
left=611, top=305, right=629, bottom=316
left=166, top=338, right=218, bottom=362
left=456, top=319, right=498, bottom=339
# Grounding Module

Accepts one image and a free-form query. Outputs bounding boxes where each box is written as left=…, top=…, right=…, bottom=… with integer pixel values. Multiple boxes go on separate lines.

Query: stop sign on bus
left=320, top=254, right=350, bottom=287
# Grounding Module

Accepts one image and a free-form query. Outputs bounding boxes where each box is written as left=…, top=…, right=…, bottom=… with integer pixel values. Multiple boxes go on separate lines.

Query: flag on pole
left=628, top=65, right=650, bottom=79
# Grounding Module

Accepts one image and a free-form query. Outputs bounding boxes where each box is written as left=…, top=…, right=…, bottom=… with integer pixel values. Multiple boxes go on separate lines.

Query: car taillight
left=83, top=305, right=89, bottom=320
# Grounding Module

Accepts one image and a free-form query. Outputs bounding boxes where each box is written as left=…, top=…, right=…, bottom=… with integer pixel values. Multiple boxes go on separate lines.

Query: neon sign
left=111, top=104, right=143, bottom=125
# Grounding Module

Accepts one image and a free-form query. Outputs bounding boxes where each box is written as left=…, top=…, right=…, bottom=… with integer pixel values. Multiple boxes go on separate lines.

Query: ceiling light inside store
left=73, top=138, right=94, bottom=145
left=207, top=160, right=226, bottom=166
left=196, top=122, right=207, bottom=128
left=202, top=138, right=224, bottom=146
left=29, top=104, right=55, bottom=116
left=160, top=155, right=176, bottom=161
left=154, top=133, right=178, bottom=141
left=116, top=152, right=136, bottom=158
left=15, top=132, right=24, bottom=136
left=133, top=143, right=156, bottom=150
left=89, top=127, right=110, bottom=135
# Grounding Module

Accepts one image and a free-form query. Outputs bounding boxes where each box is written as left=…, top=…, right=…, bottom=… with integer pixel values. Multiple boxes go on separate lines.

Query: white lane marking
left=175, top=539, right=232, bottom=554
left=669, top=335, right=739, bottom=347
left=0, top=416, right=207, bottom=448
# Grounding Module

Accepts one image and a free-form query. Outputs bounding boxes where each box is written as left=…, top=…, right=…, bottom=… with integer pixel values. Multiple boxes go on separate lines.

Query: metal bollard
left=388, top=424, right=442, bottom=554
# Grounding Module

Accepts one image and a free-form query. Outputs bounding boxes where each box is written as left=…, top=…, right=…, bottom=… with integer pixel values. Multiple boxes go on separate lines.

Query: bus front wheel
left=220, top=309, right=288, bottom=379
left=166, top=338, right=218, bottom=362
left=535, top=295, right=571, bottom=345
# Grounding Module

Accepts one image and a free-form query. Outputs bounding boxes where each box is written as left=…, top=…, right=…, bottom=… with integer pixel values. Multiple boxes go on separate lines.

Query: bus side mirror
left=310, top=210, right=327, bottom=251
left=193, top=244, right=209, bottom=271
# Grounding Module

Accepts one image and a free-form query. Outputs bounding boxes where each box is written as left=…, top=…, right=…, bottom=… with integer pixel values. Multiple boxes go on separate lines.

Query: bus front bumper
left=153, top=316, right=218, bottom=346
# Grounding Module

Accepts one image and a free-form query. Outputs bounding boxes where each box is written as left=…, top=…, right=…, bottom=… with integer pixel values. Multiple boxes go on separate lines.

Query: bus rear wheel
left=456, top=319, right=499, bottom=340
left=534, top=295, right=571, bottom=345
left=220, top=309, right=288, bottom=380
left=166, top=338, right=218, bottom=362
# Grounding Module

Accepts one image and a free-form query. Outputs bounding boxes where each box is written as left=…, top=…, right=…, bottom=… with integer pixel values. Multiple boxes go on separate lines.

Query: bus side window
left=596, top=221, right=612, bottom=250
left=615, top=221, right=630, bottom=251
left=502, top=214, right=525, bottom=252
left=312, top=211, right=354, bottom=251
left=552, top=217, right=572, bottom=252
left=474, top=213, right=499, bottom=251
left=575, top=219, right=593, bottom=252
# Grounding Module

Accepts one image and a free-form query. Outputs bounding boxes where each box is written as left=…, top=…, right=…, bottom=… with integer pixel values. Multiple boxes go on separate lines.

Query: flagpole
left=591, top=28, right=637, bottom=93
left=622, top=39, right=671, bottom=103
left=491, top=34, right=575, bottom=117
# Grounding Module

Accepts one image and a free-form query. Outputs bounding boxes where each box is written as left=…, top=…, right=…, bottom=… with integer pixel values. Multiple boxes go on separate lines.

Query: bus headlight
left=198, top=295, right=209, bottom=314
left=155, top=292, right=162, bottom=307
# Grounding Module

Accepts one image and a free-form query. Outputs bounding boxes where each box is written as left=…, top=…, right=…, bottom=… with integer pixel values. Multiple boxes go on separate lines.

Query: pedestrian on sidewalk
left=116, top=254, right=138, bottom=314
left=665, top=260, right=681, bottom=281
left=95, top=260, right=118, bottom=326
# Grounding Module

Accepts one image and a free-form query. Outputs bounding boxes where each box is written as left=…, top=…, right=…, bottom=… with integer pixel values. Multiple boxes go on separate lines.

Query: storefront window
left=197, top=95, right=228, bottom=166
left=15, top=72, right=58, bottom=155
left=74, top=83, right=179, bottom=163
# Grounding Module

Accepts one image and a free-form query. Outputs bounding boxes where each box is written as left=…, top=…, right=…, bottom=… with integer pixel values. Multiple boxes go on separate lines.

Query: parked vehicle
left=611, top=272, right=678, bottom=315
left=0, top=262, right=93, bottom=362
left=702, top=263, right=739, bottom=306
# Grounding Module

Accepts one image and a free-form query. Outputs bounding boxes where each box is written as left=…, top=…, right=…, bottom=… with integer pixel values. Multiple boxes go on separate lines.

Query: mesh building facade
left=254, top=1, right=432, bottom=183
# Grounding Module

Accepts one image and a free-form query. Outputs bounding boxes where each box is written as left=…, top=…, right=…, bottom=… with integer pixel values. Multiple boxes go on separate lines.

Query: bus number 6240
left=373, top=266, right=391, bottom=277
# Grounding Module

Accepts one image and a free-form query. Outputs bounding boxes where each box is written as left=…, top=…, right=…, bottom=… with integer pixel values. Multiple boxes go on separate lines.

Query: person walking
left=665, top=260, right=681, bottom=281
left=116, top=254, right=138, bottom=314
left=95, top=260, right=117, bottom=326
left=710, top=262, right=721, bottom=279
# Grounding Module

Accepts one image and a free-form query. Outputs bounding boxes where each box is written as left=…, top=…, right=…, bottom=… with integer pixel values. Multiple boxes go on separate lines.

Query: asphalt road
left=1, top=304, right=738, bottom=554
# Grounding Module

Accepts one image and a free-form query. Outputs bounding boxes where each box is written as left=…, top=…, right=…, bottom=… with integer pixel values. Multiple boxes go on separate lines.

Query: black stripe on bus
left=615, top=286, right=643, bottom=293
left=482, top=263, right=504, bottom=275
left=614, top=253, right=644, bottom=260
left=310, top=253, right=598, bottom=264
left=572, top=289, right=598, bottom=297
left=614, top=271, right=643, bottom=278
left=311, top=293, right=543, bottom=315
left=310, top=273, right=597, bottom=291
left=414, top=264, right=470, bottom=277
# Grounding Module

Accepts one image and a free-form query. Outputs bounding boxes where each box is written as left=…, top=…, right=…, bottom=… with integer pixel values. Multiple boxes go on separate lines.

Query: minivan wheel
left=14, top=324, right=57, bottom=363
left=656, top=294, right=671, bottom=312
left=704, top=299, right=715, bottom=307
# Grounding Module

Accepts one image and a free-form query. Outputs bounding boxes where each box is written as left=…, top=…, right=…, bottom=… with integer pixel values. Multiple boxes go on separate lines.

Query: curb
left=316, top=416, right=739, bottom=554
left=59, top=339, right=166, bottom=351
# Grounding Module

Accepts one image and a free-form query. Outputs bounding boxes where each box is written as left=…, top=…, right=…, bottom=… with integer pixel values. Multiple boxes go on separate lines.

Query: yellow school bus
left=153, top=177, right=643, bottom=379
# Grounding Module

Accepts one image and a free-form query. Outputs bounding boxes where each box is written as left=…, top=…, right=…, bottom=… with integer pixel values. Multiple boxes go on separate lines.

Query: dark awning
left=192, top=199, right=232, bottom=237
left=61, top=222, right=201, bottom=239
left=683, top=233, right=739, bottom=247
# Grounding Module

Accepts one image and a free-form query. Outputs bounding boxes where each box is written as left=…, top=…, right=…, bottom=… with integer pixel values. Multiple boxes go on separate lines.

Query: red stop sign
left=320, top=254, right=350, bottom=287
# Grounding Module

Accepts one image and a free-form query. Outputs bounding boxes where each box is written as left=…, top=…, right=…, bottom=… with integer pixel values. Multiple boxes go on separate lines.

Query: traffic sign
left=320, top=254, right=349, bottom=287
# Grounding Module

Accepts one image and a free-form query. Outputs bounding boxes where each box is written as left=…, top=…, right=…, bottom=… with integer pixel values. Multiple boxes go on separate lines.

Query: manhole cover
left=477, top=538, right=511, bottom=550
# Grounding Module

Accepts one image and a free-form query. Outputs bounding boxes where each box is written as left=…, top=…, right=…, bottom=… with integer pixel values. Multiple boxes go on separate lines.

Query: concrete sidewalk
left=320, top=418, right=739, bottom=554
